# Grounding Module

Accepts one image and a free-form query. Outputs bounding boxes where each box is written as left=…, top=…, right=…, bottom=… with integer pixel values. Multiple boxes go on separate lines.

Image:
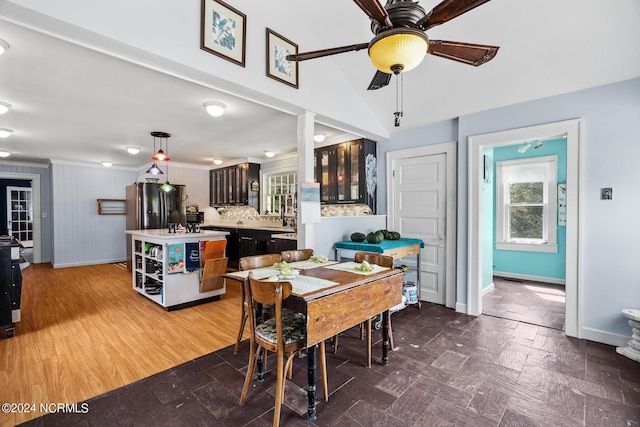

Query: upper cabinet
left=210, top=163, right=260, bottom=211
left=314, top=138, right=377, bottom=213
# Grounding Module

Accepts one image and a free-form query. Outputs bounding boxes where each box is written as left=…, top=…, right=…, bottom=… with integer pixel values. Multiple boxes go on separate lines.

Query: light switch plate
left=600, top=187, right=613, bottom=200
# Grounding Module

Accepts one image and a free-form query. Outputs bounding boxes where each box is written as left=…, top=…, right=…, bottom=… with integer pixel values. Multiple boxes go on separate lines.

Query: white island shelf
left=126, top=229, right=229, bottom=310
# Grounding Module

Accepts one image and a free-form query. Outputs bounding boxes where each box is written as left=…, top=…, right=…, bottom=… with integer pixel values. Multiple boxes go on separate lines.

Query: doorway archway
left=0, top=172, right=42, bottom=263
left=467, top=119, right=581, bottom=338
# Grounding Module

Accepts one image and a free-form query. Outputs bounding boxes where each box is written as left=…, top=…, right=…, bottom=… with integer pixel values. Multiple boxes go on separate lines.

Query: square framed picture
left=200, top=0, right=246, bottom=67
left=266, top=28, right=298, bottom=89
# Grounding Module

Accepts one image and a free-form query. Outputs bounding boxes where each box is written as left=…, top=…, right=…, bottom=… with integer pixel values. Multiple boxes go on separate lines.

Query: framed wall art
left=266, top=28, right=298, bottom=88
left=200, top=0, right=246, bottom=67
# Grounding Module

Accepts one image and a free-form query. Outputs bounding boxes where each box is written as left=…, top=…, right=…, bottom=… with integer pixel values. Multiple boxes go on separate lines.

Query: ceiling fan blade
left=286, top=43, right=369, bottom=62
left=419, top=0, right=491, bottom=30
left=427, top=40, right=499, bottom=66
left=353, top=0, right=392, bottom=26
left=367, top=71, right=392, bottom=90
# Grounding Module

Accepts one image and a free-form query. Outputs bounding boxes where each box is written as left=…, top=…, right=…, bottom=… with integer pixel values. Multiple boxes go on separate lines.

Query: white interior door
left=7, top=186, right=34, bottom=247
left=390, top=152, right=447, bottom=304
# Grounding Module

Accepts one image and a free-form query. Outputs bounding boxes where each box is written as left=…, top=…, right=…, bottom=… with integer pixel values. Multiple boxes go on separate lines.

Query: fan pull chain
left=394, top=73, right=403, bottom=127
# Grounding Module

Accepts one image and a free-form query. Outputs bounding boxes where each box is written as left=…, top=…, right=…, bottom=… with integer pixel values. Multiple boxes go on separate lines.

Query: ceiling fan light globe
left=368, top=28, right=428, bottom=74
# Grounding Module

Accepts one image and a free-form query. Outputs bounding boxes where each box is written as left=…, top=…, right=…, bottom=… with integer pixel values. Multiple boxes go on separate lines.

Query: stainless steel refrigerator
left=125, top=182, right=187, bottom=270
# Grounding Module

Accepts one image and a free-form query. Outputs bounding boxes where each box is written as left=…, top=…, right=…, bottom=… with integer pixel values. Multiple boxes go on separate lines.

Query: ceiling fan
left=286, top=0, right=499, bottom=91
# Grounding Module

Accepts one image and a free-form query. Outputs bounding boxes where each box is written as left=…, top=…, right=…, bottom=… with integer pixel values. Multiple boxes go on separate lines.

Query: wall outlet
left=600, top=187, right=613, bottom=200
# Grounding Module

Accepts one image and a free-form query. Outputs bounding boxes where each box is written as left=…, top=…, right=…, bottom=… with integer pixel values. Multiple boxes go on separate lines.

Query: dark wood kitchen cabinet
left=209, top=163, right=260, bottom=211
left=314, top=138, right=376, bottom=213
left=201, top=226, right=279, bottom=269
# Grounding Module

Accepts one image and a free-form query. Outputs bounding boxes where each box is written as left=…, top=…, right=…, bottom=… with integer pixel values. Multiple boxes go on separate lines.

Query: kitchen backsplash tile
left=215, top=203, right=372, bottom=220
left=321, top=204, right=372, bottom=216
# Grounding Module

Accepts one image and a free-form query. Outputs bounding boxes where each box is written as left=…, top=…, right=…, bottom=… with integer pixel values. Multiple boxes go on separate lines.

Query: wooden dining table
left=225, top=259, right=403, bottom=421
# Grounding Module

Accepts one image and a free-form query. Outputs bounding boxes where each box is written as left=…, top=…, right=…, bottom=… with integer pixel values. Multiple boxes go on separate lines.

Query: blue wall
left=492, top=138, right=567, bottom=281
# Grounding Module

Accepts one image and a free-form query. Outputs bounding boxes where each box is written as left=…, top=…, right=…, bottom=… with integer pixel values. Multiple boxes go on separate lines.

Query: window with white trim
left=496, top=156, right=558, bottom=253
left=264, top=171, right=297, bottom=216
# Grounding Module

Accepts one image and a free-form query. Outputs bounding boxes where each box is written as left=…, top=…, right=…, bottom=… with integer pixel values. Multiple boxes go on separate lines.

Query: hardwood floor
left=0, top=263, right=245, bottom=426
left=4, top=264, right=639, bottom=426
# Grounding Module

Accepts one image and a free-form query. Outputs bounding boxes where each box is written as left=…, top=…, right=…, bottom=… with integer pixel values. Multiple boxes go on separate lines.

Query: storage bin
left=403, top=282, right=417, bottom=304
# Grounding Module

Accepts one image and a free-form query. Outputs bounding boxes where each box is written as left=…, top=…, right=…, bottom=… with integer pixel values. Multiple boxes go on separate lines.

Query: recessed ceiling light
left=203, top=102, right=227, bottom=117
left=101, top=161, right=113, bottom=167
left=0, top=151, right=10, bottom=158
left=213, top=159, right=223, bottom=165
left=0, top=101, right=11, bottom=114
left=313, top=134, right=326, bottom=143
left=126, top=146, right=140, bottom=155
left=264, top=151, right=275, bottom=158
left=0, top=128, right=13, bottom=138
left=0, top=40, right=9, bottom=56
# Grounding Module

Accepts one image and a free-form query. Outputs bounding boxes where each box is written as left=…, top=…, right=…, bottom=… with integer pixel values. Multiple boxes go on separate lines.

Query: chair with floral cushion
left=234, top=254, right=284, bottom=354
left=239, top=272, right=328, bottom=427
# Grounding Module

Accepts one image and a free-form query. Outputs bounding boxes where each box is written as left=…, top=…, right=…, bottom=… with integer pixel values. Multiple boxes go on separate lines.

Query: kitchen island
left=126, top=229, right=229, bottom=310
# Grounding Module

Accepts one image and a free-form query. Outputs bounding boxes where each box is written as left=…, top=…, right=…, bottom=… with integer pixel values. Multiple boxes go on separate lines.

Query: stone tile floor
left=483, top=277, right=567, bottom=330
left=22, top=303, right=639, bottom=426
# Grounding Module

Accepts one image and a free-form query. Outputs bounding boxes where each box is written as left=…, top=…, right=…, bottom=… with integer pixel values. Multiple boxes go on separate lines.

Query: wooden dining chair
left=239, top=273, right=328, bottom=427
left=234, top=253, right=283, bottom=354
left=280, top=249, right=313, bottom=263
left=334, top=252, right=395, bottom=367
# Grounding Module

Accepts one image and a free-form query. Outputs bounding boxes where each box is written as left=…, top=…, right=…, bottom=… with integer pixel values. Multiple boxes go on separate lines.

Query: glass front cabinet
left=209, top=163, right=260, bottom=211
left=314, top=138, right=376, bottom=213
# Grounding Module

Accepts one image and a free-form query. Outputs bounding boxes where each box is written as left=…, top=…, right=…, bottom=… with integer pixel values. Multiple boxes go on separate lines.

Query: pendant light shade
left=368, top=28, right=428, bottom=74
left=160, top=182, right=176, bottom=192
left=146, top=163, right=164, bottom=175
left=152, top=149, right=170, bottom=161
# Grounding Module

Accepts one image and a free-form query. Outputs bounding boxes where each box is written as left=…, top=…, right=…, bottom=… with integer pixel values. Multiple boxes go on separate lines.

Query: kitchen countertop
left=271, top=233, right=297, bottom=240
left=125, top=229, right=229, bottom=239
left=201, top=219, right=295, bottom=233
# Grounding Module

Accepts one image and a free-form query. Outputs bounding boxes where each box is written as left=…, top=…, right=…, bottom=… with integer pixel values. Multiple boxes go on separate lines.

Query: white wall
left=52, top=162, right=137, bottom=267
left=313, top=215, right=387, bottom=260
left=141, top=164, right=210, bottom=211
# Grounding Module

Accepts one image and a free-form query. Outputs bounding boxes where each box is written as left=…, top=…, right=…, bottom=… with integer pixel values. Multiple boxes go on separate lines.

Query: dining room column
left=296, top=111, right=315, bottom=249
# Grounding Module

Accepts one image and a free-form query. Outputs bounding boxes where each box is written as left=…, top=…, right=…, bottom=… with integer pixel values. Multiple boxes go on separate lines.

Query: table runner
left=226, top=267, right=280, bottom=280
left=324, top=261, right=390, bottom=275
left=226, top=268, right=338, bottom=295
left=289, top=260, right=338, bottom=270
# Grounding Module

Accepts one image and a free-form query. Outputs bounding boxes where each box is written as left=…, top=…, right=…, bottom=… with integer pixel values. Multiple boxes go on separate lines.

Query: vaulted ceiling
left=0, top=1, right=638, bottom=168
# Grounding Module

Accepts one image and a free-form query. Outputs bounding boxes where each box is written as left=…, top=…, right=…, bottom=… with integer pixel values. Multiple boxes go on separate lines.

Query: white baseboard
left=456, top=302, right=468, bottom=314
left=53, top=258, right=126, bottom=269
left=581, top=327, right=630, bottom=347
left=481, top=282, right=495, bottom=296
left=493, top=271, right=565, bottom=285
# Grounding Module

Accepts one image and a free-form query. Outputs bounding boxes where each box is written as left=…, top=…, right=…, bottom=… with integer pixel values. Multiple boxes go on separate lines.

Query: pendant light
left=157, top=132, right=175, bottom=192
left=151, top=131, right=171, bottom=161
left=145, top=132, right=164, bottom=175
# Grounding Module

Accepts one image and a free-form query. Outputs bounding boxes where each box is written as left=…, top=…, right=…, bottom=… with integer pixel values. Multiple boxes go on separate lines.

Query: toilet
left=616, top=308, right=640, bottom=362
